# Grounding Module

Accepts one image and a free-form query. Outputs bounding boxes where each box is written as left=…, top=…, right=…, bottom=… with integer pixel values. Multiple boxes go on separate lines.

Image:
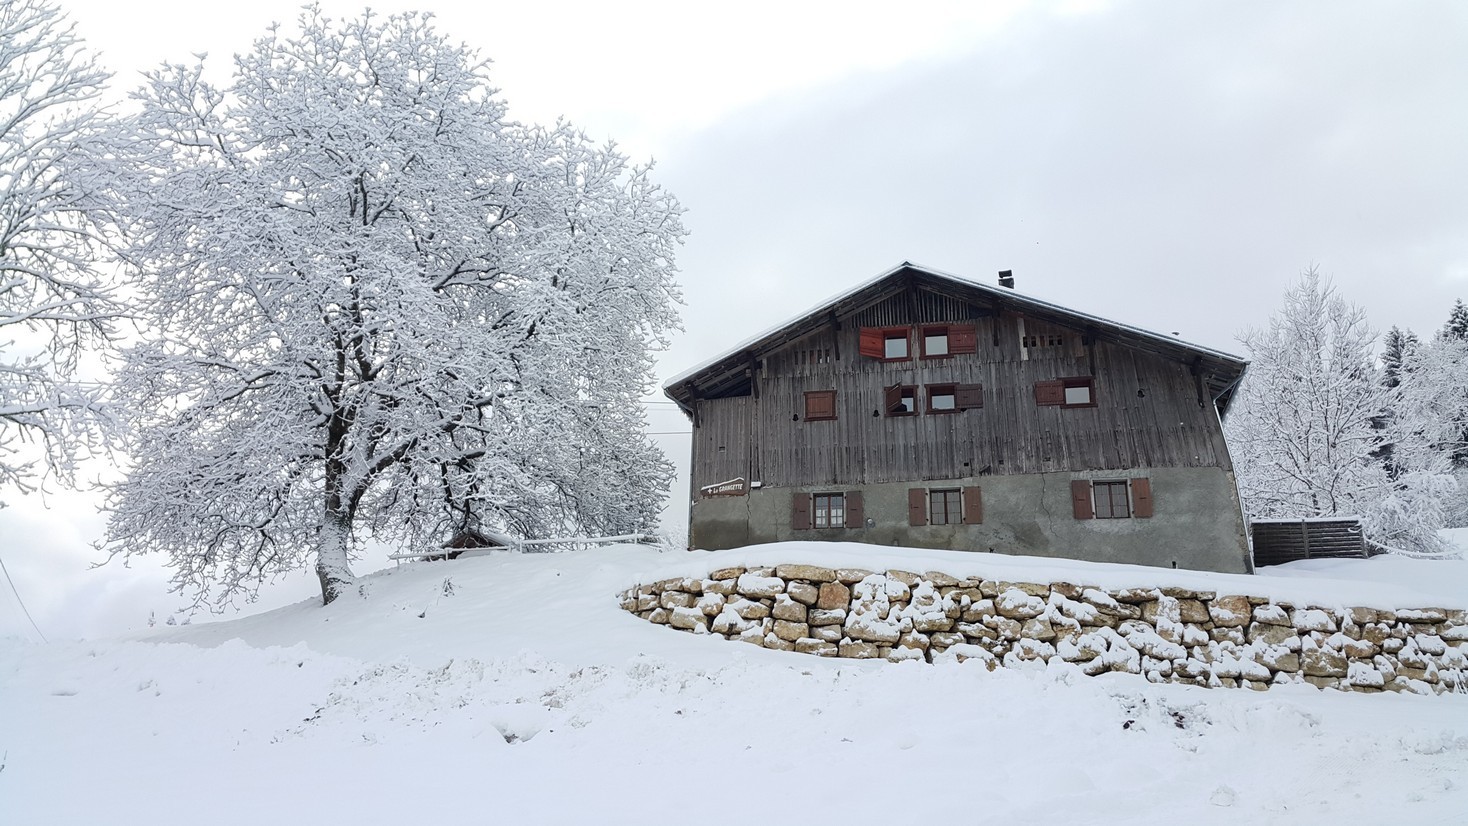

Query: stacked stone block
left=618, top=565, right=1468, bottom=696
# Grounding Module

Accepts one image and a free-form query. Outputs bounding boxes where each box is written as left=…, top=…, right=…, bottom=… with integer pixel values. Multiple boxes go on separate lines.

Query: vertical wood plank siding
left=691, top=290, right=1228, bottom=490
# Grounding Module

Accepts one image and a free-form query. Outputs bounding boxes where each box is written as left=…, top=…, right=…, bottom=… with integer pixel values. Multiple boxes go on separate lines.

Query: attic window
left=884, top=330, right=909, bottom=359
left=859, top=327, right=913, bottom=362
left=921, top=327, right=950, bottom=358
left=1023, top=334, right=1065, bottom=348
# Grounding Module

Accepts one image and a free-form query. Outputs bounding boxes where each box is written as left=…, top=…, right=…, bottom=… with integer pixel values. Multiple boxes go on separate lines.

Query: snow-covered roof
left=664, top=262, right=1248, bottom=413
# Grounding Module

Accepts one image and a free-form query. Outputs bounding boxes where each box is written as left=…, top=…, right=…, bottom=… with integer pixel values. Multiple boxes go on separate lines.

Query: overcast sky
left=3, top=0, right=1465, bottom=640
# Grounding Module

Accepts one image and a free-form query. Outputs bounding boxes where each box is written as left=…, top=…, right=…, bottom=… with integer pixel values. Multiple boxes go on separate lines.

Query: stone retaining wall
left=618, top=564, right=1468, bottom=695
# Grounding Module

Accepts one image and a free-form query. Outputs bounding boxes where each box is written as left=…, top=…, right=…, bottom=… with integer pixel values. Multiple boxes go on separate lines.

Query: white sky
left=3, top=0, right=1466, bottom=640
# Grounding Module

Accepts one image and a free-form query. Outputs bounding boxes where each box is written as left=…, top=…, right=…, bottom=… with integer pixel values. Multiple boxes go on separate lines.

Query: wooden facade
left=667, top=264, right=1253, bottom=573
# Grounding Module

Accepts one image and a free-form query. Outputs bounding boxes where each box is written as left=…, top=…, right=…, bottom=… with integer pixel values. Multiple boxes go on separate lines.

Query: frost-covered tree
left=1379, top=326, right=1418, bottom=389
left=1443, top=299, right=1468, bottom=342
left=0, top=0, right=114, bottom=505
left=1227, top=269, right=1452, bottom=555
left=95, top=9, right=683, bottom=605
left=1378, top=336, right=1464, bottom=545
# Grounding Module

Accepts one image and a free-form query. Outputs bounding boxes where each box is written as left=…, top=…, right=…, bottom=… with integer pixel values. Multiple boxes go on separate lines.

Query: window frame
left=885, top=383, right=918, bottom=417
left=929, top=488, right=962, bottom=525
left=1092, top=480, right=1131, bottom=519
left=1060, top=376, right=1098, bottom=409
left=926, top=383, right=958, bottom=414
left=881, top=328, right=911, bottom=361
left=812, top=493, right=846, bottom=529
left=920, top=325, right=953, bottom=360
left=803, top=389, right=837, bottom=422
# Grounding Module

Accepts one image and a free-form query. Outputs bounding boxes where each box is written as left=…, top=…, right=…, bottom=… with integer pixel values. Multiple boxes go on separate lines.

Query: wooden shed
left=665, top=263, right=1254, bottom=574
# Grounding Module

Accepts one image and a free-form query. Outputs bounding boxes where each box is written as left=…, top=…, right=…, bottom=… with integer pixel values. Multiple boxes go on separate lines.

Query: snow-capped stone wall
left=618, top=564, right=1468, bottom=695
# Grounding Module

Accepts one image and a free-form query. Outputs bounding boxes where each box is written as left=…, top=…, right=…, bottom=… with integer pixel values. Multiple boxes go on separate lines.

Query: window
left=813, top=493, right=845, bottom=528
left=1062, top=378, right=1094, bottom=407
left=858, top=326, right=913, bottom=361
left=929, top=489, right=962, bottom=525
left=1035, top=377, right=1097, bottom=408
left=804, top=390, right=836, bottom=421
left=1092, top=481, right=1130, bottom=519
left=927, top=383, right=983, bottom=413
left=884, top=384, right=917, bottom=416
left=909, top=486, right=983, bottom=526
left=884, top=330, right=909, bottom=359
left=793, top=491, right=864, bottom=530
left=1070, top=478, right=1153, bottom=520
left=928, top=385, right=956, bottom=413
left=922, top=326, right=950, bottom=358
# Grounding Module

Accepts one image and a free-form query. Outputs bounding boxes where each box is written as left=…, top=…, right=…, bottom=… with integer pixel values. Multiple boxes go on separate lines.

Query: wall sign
left=700, top=477, right=748, bottom=498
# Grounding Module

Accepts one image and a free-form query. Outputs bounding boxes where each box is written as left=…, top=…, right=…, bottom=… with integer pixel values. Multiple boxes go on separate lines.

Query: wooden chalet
left=665, top=263, right=1253, bottom=573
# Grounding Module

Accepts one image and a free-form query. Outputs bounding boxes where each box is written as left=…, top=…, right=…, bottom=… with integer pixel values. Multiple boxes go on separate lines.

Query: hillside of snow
left=3, top=543, right=1467, bottom=825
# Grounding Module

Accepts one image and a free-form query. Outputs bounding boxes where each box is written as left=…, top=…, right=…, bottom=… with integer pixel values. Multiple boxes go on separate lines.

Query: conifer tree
left=1443, top=299, right=1468, bottom=342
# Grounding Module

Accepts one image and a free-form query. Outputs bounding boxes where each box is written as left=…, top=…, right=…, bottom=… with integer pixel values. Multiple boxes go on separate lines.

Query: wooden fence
left=1250, top=518, right=1372, bottom=567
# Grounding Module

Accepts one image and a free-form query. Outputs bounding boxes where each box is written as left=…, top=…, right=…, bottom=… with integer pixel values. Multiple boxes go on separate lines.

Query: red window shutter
left=1035, top=380, right=1065, bottom=406
left=1131, top=478, right=1153, bottom=518
left=858, top=327, right=884, bottom=359
left=949, top=325, right=978, bottom=354
left=955, top=383, right=983, bottom=410
left=962, top=486, right=983, bottom=524
left=907, top=488, right=927, bottom=526
left=792, top=493, right=811, bottom=530
left=1070, top=480, right=1094, bottom=519
left=845, top=491, right=865, bottom=528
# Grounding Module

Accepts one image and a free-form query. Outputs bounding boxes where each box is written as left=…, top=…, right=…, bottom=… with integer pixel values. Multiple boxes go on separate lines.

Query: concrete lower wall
left=690, top=467, right=1252, bottom=574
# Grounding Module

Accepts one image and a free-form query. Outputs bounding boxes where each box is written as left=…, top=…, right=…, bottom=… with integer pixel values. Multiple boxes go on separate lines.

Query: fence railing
left=387, top=532, right=661, bottom=562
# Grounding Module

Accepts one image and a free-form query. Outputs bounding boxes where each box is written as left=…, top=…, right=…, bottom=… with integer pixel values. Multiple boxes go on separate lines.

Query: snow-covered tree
left=1226, top=268, right=1451, bottom=554
left=1379, top=326, right=1418, bottom=389
left=95, top=9, right=683, bottom=606
left=1378, top=336, right=1464, bottom=544
left=1443, top=299, right=1468, bottom=342
left=0, top=0, right=114, bottom=505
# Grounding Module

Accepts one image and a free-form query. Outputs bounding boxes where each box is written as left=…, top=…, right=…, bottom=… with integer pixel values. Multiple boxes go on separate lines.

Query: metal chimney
left=998, top=270, right=1014, bottom=289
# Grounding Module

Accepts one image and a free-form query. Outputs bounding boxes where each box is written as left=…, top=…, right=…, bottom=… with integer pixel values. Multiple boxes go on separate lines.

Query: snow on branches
left=0, top=0, right=115, bottom=504
left=95, top=9, right=684, bottom=605
left=1227, top=268, right=1457, bottom=556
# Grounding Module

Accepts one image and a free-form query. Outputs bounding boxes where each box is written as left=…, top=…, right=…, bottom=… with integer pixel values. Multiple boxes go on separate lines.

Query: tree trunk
left=316, top=506, right=356, bottom=605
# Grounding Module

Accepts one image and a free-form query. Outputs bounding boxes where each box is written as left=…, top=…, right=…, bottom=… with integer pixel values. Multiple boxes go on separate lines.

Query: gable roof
left=664, top=262, right=1249, bottom=415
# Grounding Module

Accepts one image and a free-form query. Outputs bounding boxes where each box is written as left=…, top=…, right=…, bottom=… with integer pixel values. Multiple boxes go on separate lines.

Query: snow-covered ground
left=3, top=542, right=1467, bottom=825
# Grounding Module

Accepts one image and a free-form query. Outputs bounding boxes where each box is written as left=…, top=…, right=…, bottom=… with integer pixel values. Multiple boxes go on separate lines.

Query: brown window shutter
left=804, top=390, right=836, bottom=421
left=845, top=491, right=864, bottom=528
left=955, top=383, right=984, bottom=410
left=1070, top=480, right=1094, bottom=519
left=1035, top=380, right=1065, bottom=406
left=962, top=486, right=983, bottom=524
left=907, top=488, right=927, bottom=526
left=884, top=383, right=903, bottom=415
left=1131, top=478, right=1153, bottom=518
left=949, top=325, right=978, bottom=354
left=792, top=493, right=811, bottom=530
left=858, top=327, right=884, bottom=358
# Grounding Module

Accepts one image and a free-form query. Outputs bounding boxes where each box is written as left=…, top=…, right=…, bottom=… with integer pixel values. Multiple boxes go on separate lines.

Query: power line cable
left=0, top=552, right=48, bottom=643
